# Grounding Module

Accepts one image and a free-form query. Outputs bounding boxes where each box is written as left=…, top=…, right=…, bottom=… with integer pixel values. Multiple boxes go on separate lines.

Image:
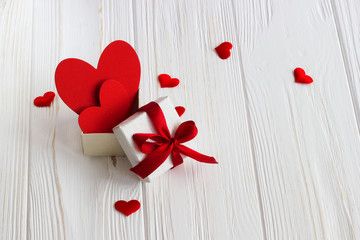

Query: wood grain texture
left=0, top=0, right=33, bottom=239
left=233, top=0, right=360, bottom=239
left=1, top=0, right=360, bottom=239
left=28, top=1, right=64, bottom=239
left=331, top=0, right=360, bottom=130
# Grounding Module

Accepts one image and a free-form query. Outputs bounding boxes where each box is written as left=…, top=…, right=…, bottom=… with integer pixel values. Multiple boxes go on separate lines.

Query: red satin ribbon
left=130, top=101, right=218, bottom=179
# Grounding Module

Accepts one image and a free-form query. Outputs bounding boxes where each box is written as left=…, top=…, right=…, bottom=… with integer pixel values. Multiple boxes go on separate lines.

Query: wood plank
left=27, top=0, right=144, bottom=239
left=233, top=0, right=360, bottom=238
left=28, top=1, right=64, bottom=239
left=133, top=1, right=264, bottom=239
left=0, top=0, right=33, bottom=239
left=328, top=0, right=360, bottom=236
left=331, top=0, right=360, bottom=130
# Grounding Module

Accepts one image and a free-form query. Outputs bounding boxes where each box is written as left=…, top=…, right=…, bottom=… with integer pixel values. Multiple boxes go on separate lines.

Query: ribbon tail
left=130, top=142, right=173, bottom=179
left=176, top=145, right=218, bottom=164
left=171, top=151, right=184, bottom=169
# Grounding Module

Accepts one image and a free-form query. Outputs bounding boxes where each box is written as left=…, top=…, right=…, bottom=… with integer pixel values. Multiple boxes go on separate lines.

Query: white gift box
left=113, top=96, right=192, bottom=182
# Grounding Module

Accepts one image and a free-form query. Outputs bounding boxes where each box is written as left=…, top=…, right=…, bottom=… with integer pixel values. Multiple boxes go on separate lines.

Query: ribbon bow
left=130, top=101, right=218, bottom=179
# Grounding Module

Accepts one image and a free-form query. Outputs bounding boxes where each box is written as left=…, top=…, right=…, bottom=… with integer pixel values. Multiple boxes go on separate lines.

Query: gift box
left=80, top=90, right=140, bottom=157
left=113, top=96, right=217, bottom=182
left=81, top=132, right=124, bottom=156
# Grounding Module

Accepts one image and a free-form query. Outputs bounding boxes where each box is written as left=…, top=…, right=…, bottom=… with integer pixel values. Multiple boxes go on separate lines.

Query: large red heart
left=114, top=200, right=141, bottom=216
left=78, top=80, right=133, bottom=133
left=55, top=40, right=140, bottom=114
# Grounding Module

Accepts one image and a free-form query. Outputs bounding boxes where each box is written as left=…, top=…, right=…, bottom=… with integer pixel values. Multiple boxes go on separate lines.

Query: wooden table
left=1, top=0, right=360, bottom=239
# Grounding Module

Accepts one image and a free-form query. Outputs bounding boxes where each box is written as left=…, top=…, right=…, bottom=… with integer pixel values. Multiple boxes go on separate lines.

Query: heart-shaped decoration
left=114, top=200, right=140, bottom=216
left=78, top=80, right=134, bottom=133
left=215, top=42, right=232, bottom=60
left=158, top=74, right=180, bottom=88
left=34, top=91, right=55, bottom=107
left=55, top=40, right=140, bottom=114
left=294, top=68, right=313, bottom=84
left=175, top=106, right=185, bottom=117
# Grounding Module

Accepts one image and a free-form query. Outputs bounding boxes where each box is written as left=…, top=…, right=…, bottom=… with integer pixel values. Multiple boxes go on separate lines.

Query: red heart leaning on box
left=55, top=40, right=217, bottom=181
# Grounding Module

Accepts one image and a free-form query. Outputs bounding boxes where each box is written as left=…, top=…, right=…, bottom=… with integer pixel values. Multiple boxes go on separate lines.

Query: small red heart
left=78, top=80, right=133, bottom=133
left=158, top=74, right=179, bottom=88
left=175, top=106, right=185, bottom=117
left=114, top=200, right=140, bottom=216
left=215, top=42, right=232, bottom=60
left=34, top=91, right=55, bottom=107
left=55, top=40, right=140, bottom=114
left=294, top=68, right=313, bottom=84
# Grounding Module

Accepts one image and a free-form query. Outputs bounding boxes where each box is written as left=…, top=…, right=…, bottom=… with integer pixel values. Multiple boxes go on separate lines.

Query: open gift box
left=55, top=40, right=217, bottom=181
left=81, top=132, right=124, bottom=156
left=80, top=90, right=140, bottom=157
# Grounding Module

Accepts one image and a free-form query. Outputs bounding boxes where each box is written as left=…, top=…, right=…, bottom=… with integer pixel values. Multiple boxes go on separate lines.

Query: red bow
left=130, top=101, right=218, bottom=179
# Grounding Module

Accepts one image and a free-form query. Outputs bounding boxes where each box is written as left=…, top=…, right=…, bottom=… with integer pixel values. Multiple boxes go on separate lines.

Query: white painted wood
left=232, top=0, right=360, bottom=239
left=331, top=0, right=360, bottom=130
left=0, top=0, right=33, bottom=239
left=2, top=0, right=360, bottom=239
left=28, top=1, right=64, bottom=239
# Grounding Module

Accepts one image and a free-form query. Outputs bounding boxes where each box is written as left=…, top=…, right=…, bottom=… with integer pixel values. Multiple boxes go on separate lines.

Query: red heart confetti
left=294, top=68, right=313, bottom=84
left=55, top=40, right=140, bottom=114
left=215, top=42, right=232, bottom=60
left=33, top=91, right=55, bottom=107
left=158, top=74, right=180, bottom=88
left=114, top=200, right=141, bottom=216
left=175, top=106, right=185, bottom=117
left=78, top=80, right=133, bottom=133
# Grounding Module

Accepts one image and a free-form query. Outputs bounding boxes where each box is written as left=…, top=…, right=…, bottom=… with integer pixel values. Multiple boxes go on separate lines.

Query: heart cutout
left=114, top=200, right=140, bottom=216
left=78, top=80, right=133, bottom=133
left=175, top=106, right=185, bottom=117
left=158, top=74, right=180, bottom=88
left=34, top=91, right=55, bottom=107
left=55, top=40, right=140, bottom=114
left=215, top=42, right=232, bottom=60
left=294, top=68, right=313, bottom=84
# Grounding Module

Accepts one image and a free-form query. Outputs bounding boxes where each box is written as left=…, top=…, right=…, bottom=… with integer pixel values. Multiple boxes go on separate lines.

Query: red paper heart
left=78, top=80, right=133, bottom=133
left=175, top=106, right=185, bottom=117
left=55, top=40, right=140, bottom=114
left=34, top=91, right=55, bottom=107
left=158, top=74, right=179, bottom=88
left=215, top=42, right=232, bottom=60
left=294, top=68, right=313, bottom=84
left=114, top=200, right=140, bottom=216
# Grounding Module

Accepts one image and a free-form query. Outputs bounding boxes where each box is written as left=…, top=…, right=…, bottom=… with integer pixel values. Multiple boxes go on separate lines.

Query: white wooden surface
left=1, top=0, right=360, bottom=239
